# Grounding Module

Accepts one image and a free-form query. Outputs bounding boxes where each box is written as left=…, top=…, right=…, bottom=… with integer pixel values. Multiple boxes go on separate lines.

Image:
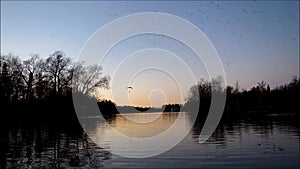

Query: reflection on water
left=101, top=112, right=179, bottom=138
left=0, top=112, right=299, bottom=169
left=82, top=112, right=190, bottom=158
left=0, top=126, right=111, bottom=169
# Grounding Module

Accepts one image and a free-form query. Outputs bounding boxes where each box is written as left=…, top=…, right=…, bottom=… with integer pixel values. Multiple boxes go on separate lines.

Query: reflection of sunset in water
left=91, top=112, right=191, bottom=141
left=109, top=112, right=179, bottom=138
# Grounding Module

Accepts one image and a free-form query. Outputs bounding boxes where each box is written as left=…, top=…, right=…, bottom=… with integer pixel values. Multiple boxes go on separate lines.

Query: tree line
left=0, top=51, right=299, bottom=123
left=184, top=76, right=300, bottom=121
left=0, top=51, right=110, bottom=104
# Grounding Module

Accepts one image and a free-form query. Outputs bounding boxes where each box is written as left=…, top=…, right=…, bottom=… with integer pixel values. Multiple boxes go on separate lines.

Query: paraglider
left=127, top=86, right=133, bottom=93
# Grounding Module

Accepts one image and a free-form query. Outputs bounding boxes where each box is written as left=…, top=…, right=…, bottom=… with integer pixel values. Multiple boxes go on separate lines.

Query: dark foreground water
left=0, top=112, right=299, bottom=169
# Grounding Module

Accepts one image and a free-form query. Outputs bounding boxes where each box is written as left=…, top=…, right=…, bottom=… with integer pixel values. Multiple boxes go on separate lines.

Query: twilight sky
left=1, top=1, right=299, bottom=107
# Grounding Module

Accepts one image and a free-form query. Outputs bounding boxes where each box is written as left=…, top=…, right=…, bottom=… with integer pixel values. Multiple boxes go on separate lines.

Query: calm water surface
left=0, top=112, right=299, bottom=168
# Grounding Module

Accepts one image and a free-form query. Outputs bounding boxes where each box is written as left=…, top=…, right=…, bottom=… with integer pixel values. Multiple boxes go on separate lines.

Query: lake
left=0, top=112, right=299, bottom=169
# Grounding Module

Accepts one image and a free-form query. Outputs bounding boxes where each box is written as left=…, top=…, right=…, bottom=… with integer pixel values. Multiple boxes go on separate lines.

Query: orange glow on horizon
left=96, top=88, right=182, bottom=108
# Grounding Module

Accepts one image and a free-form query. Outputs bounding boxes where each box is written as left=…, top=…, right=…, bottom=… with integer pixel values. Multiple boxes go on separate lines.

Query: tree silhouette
left=0, top=61, right=12, bottom=102
left=22, top=54, right=39, bottom=102
left=0, top=54, right=23, bottom=102
left=0, top=51, right=299, bottom=121
left=45, top=51, right=72, bottom=96
left=0, top=51, right=111, bottom=104
left=72, top=62, right=110, bottom=95
left=184, top=76, right=300, bottom=120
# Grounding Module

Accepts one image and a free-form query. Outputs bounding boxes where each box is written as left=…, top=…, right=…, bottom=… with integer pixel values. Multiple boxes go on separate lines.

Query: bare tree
left=22, top=54, right=39, bottom=101
left=257, top=81, right=267, bottom=91
left=72, top=62, right=110, bottom=95
left=1, top=51, right=111, bottom=101
left=34, top=58, right=50, bottom=99
left=211, top=76, right=224, bottom=92
left=46, top=51, right=71, bottom=96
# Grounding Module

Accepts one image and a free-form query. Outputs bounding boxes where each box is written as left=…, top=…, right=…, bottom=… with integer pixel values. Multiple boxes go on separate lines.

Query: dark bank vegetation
left=162, top=104, right=181, bottom=112
left=0, top=51, right=110, bottom=126
left=0, top=51, right=299, bottom=126
left=184, top=76, right=300, bottom=127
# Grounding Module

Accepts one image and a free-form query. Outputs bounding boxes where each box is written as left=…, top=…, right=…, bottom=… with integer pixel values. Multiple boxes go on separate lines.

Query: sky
left=1, top=1, right=299, bottom=107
